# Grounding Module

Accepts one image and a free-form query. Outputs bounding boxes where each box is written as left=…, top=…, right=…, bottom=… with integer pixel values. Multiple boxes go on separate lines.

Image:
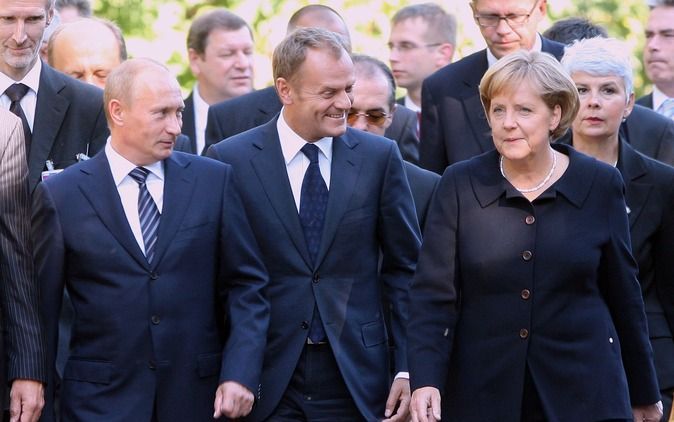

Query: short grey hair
left=273, top=27, right=349, bottom=83
left=561, top=37, right=634, bottom=100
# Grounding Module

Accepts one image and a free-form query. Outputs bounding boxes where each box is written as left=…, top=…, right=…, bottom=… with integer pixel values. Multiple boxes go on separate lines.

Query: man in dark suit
left=183, top=9, right=254, bottom=155
left=349, top=54, right=439, bottom=230
left=204, top=5, right=420, bottom=163
left=207, top=28, right=420, bottom=421
left=0, top=109, right=45, bottom=422
left=0, top=0, right=109, bottom=193
left=419, top=0, right=564, bottom=173
left=640, top=0, right=674, bottom=119
left=32, top=59, right=270, bottom=421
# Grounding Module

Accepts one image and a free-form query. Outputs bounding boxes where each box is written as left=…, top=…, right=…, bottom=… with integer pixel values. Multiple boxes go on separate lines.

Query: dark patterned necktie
left=4, top=83, right=32, bottom=155
left=299, top=143, right=328, bottom=343
left=129, top=167, right=160, bottom=263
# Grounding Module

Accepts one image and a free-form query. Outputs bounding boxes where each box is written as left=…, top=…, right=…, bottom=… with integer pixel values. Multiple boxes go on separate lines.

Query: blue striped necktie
left=657, top=98, right=674, bottom=120
left=129, top=167, right=160, bottom=263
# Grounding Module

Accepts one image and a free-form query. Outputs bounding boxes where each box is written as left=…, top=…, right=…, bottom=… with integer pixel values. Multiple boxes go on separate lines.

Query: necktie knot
left=129, top=167, right=150, bottom=185
left=301, top=143, right=320, bottom=164
left=4, top=83, right=29, bottom=103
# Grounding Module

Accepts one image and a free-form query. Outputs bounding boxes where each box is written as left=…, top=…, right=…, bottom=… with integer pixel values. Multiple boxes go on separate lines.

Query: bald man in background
left=47, top=17, right=127, bottom=89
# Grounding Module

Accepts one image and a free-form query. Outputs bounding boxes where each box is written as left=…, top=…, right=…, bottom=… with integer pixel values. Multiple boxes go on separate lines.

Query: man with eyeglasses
left=348, top=54, right=440, bottom=231
left=388, top=3, right=456, bottom=124
left=418, top=0, right=564, bottom=174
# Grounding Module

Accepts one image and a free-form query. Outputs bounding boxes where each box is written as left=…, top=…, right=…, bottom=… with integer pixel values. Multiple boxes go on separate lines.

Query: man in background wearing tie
left=32, top=58, right=270, bottom=422
left=640, top=0, right=674, bottom=120
left=207, top=28, right=420, bottom=421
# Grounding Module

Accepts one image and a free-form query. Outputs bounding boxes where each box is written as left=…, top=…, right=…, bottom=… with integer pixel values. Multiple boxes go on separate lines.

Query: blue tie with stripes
left=657, top=98, right=674, bottom=120
left=129, top=167, right=160, bottom=263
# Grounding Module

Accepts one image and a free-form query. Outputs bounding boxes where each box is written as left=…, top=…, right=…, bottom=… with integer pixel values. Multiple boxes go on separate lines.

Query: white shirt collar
left=277, top=108, right=333, bottom=165
left=652, top=86, right=672, bottom=113
left=0, top=59, right=42, bottom=96
left=191, top=83, right=209, bottom=153
left=487, top=33, right=543, bottom=68
left=105, top=138, right=165, bottom=186
left=404, top=96, right=421, bottom=113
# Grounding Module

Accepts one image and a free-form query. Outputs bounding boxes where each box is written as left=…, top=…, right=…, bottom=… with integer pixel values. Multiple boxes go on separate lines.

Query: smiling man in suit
left=32, top=58, right=270, bottom=422
left=0, top=0, right=109, bottom=192
left=419, top=0, right=564, bottom=173
left=207, top=28, right=420, bottom=421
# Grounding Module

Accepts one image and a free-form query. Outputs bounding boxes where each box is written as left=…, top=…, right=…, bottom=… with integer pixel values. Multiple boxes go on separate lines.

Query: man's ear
left=275, top=77, right=293, bottom=106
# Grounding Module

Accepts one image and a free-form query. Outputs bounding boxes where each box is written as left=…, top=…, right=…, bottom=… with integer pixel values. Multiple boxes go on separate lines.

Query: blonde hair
left=479, top=50, right=579, bottom=139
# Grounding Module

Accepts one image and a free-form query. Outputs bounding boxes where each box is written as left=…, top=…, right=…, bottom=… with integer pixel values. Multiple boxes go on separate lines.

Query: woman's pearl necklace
left=499, top=152, right=557, bottom=193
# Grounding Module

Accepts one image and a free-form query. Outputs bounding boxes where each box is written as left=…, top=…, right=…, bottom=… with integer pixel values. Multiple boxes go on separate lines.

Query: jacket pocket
left=63, top=359, right=113, bottom=385
left=361, top=320, right=387, bottom=347
left=197, top=353, right=222, bottom=378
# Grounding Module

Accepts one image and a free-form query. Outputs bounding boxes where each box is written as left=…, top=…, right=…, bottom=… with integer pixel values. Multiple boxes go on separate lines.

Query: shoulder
left=209, top=122, right=270, bottom=157
left=344, top=127, right=398, bottom=154
left=210, top=87, right=276, bottom=114
left=425, top=50, right=486, bottom=87
left=541, top=37, right=565, bottom=59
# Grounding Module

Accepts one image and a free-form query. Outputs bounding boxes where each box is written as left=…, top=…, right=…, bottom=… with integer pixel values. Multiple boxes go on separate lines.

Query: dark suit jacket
left=0, top=111, right=46, bottom=399
left=28, top=63, right=109, bottom=192
left=559, top=136, right=674, bottom=391
left=408, top=144, right=660, bottom=421
left=403, top=162, right=439, bottom=231
left=206, top=120, right=421, bottom=421
left=180, top=92, right=197, bottom=153
left=419, top=37, right=565, bottom=174
left=205, top=86, right=421, bottom=162
left=620, top=104, right=674, bottom=166
left=32, top=151, right=269, bottom=421
left=637, top=93, right=654, bottom=109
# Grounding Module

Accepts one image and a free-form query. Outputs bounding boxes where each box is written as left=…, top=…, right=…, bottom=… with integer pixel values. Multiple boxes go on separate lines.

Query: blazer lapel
left=150, top=153, right=196, bottom=268
left=29, top=64, right=69, bottom=189
left=78, top=152, right=150, bottom=269
left=618, top=141, right=652, bottom=227
left=461, top=51, right=492, bottom=154
left=250, top=121, right=312, bottom=267
left=314, top=132, right=361, bottom=267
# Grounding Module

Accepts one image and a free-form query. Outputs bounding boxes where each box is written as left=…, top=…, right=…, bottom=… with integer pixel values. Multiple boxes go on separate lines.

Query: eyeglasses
left=347, top=110, right=390, bottom=127
left=388, top=42, right=443, bottom=54
left=473, top=0, right=539, bottom=28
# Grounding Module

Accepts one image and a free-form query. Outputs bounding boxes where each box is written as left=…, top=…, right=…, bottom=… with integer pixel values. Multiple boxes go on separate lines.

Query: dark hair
left=352, top=54, right=396, bottom=110
left=543, top=17, right=608, bottom=45
left=55, top=0, right=91, bottom=16
left=187, top=9, right=252, bottom=55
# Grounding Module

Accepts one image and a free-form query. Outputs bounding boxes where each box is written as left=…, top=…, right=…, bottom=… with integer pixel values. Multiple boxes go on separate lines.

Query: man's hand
left=9, top=379, right=44, bottom=422
left=410, top=386, right=441, bottom=422
left=632, top=401, right=663, bottom=422
left=213, top=381, right=254, bottom=419
left=383, top=377, right=411, bottom=421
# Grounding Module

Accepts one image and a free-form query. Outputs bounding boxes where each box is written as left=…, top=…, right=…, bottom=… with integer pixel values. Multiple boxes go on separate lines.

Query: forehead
left=647, top=6, right=674, bottom=29
left=390, top=17, right=429, bottom=39
left=297, top=48, right=353, bottom=84
left=473, top=0, right=535, bottom=12
left=205, top=26, right=253, bottom=48
left=352, top=76, right=390, bottom=107
left=131, top=70, right=182, bottom=104
left=0, top=0, right=49, bottom=15
left=571, top=72, right=624, bottom=85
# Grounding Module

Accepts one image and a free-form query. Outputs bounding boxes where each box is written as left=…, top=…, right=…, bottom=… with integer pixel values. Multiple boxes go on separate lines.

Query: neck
left=197, top=83, right=232, bottom=106
left=572, top=132, right=619, bottom=165
left=656, top=81, right=674, bottom=99
left=501, top=147, right=556, bottom=191
left=408, top=88, right=422, bottom=108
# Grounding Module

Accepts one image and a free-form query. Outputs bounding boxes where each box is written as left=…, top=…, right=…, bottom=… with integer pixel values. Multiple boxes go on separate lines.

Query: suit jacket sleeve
left=0, top=116, right=46, bottom=383
left=378, top=143, right=422, bottom=373
left=407, top=167, right=460, bottom=391
left=600, top=170, right=660, bottom=405
left=656, top=172, right=674, bottom=345
left=217, top=165, right=270, bottom=392
left=419, top=79, right=448, bottom=175
left=31, top=181, right=66, bottom=420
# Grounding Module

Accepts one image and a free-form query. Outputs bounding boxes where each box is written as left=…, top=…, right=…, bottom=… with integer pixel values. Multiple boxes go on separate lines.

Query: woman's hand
left=632, top=400, right=663, bottom=422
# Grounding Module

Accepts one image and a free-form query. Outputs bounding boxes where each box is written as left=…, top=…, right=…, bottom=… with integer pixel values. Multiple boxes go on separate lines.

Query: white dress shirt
left=277, top=109, right=332, bottom=211
left=105, top=141, right=164, bottom=254
left=0, top=59, right=41, bottom=131
left=192, top=84, right=209, bottom=155
left=652, top=86, right=672, bottom=115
